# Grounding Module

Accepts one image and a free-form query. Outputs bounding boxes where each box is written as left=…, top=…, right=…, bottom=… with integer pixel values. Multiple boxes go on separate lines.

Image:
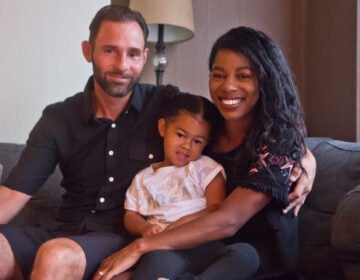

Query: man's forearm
left=0, top=185, right=31, bottom=223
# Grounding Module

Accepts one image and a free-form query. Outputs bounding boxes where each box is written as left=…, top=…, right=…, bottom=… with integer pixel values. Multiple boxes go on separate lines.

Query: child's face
left=158, top=113, right=211, bottom=167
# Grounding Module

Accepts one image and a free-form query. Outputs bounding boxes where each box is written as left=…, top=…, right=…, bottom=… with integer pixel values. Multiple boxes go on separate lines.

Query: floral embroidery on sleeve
left=250, top=146, right=293, bottom=177
left=242, top=146, right=295, bottom=204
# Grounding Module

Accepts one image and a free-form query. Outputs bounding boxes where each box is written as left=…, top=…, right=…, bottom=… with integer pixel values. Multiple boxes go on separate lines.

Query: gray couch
left=0, top=137, right=359, bottom=279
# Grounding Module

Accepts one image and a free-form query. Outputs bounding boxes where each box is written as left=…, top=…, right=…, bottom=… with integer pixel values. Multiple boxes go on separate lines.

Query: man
left=0, top=5, right=314, bottom=280
left=0, top=5, right=166, bottom=280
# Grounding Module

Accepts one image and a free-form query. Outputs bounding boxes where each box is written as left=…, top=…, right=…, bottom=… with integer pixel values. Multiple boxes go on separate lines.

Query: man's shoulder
left=43, top=91, right=85, bottom=113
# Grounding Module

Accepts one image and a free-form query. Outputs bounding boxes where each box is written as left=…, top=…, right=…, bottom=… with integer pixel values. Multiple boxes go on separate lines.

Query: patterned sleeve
left=239, top=146, right=294, bottom=206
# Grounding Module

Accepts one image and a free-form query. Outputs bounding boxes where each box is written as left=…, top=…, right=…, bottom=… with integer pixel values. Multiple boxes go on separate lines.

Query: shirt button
left=99, top=197, right=105, bottom=203
left=108, top=177, right=114, bottom=182
left=111, top=123, right=116, bottom=128
left=108, top=150, right=114, bottom=156
left=148, top=153, right=154, bottom=159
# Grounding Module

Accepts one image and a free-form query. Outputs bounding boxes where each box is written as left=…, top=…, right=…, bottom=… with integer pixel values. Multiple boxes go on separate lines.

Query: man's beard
left=92, top=63, right=140, bottom=98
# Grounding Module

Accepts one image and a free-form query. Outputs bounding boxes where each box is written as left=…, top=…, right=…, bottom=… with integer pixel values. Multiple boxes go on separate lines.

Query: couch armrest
left=331, top=185, right=360, bottom=279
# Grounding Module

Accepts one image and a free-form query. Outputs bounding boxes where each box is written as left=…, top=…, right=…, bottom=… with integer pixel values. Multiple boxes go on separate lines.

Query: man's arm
left=0, top=185, right=31, bottom=223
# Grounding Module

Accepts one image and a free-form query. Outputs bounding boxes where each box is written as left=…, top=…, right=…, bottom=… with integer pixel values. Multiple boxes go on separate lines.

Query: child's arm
left=124, top=210, right=163, bottom=237
left=165, top=172, right=226, bottom=231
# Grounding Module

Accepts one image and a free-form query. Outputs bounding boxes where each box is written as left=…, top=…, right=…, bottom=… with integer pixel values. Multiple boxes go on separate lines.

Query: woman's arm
left=283, top=147, right=316, bottom=216
left=93, top=187, right=271, bottom=280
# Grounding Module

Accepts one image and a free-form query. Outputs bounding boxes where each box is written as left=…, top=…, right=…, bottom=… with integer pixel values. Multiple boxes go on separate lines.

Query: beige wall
left=114, top=0, right=358, bottom=141
left=0, top=0, right=110, bottom=144
left=114, top=0, right=304, bottom=98
left=0, top=1, right=357, bottom=143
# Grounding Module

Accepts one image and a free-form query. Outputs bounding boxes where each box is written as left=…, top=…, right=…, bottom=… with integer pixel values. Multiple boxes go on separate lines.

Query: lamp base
left=155, top=69, right=164, bottom=86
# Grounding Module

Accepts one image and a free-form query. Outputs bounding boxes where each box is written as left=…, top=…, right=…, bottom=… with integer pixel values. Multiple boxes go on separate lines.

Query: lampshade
left=129, top=0, right=195, bottom=43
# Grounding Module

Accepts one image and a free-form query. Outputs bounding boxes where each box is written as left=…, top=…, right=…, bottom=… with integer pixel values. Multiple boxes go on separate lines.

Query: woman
left=93, top=26, right=316, bottom=280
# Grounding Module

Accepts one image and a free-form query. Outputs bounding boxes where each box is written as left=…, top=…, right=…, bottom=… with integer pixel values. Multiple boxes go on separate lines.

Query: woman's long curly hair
left=209, top=26, right=307, bottom=161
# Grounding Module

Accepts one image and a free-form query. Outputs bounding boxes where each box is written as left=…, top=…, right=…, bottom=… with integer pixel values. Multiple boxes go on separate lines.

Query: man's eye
left=129, top=51, right=141, bottom=58
left=130, top=53, right=139, bottom=57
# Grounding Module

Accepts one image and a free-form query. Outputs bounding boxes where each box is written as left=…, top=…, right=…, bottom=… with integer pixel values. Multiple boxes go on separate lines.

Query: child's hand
left=141, top=224, right=163, bottom=237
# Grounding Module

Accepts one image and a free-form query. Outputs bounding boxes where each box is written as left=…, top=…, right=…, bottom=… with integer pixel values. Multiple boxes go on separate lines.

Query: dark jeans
left=131, top=242, right=259, bottom=280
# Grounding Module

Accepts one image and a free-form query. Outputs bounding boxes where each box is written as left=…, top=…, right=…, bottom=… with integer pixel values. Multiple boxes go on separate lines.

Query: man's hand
left=283, top=148, right=316, bottom=216
left=92, top=239, right=143, bottom=280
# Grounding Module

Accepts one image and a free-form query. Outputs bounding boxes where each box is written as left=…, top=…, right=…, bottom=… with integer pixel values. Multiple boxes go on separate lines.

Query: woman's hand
left=92, top=240, right=143, bottom=280
left=283, top=148, right=316, bottom=216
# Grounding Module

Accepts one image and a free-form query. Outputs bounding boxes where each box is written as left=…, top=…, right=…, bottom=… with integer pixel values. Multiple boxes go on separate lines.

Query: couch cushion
left=332, top=184, right=360, bottom=256
left=331, top=184, right=360, bottom=280
left=0, top=142, right=25, bottom=184
left=305, top=137, right=332, bottom=150
left=306, top=139, right=360, bottom=213
left=298, top=139, right=360, bottom=279
left=0, top=142, right=64, bottom=226
left=0, top=163, right=3, bottom=182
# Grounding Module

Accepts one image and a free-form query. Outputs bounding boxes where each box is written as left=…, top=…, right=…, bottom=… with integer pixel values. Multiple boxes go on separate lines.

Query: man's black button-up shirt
left=5, top=77, right=170, bottom=234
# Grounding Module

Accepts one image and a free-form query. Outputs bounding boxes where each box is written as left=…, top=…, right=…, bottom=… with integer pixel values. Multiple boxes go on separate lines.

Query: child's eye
left=193, top=139, right=203, bottom=145
left=176, top=132, right=185, bottom=138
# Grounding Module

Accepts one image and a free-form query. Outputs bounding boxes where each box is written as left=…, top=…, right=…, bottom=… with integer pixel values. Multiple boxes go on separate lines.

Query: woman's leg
left=132, top=250, right=188, bottom=280
left=179, top=243, right=260, bottom=280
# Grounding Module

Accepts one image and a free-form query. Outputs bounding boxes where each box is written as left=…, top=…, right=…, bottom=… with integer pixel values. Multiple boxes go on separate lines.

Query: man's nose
left=115, top=54, right=129, bottom=71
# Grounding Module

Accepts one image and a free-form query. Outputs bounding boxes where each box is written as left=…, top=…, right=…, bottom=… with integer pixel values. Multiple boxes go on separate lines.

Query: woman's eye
left=210, top=72, right=224, bottom=79
left=238, top=74, right=250, bottom=80
left=237, top=70, right=254, bottom=80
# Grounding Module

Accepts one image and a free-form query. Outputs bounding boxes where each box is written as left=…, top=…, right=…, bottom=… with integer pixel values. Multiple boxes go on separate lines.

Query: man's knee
left=31, top=238, right=86, bottom=280
left=35, top=237, right=86, bottom=265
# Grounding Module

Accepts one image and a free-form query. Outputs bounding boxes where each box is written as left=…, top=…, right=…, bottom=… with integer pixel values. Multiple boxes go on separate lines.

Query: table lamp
left=129, top=0, right=195, bottom=85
